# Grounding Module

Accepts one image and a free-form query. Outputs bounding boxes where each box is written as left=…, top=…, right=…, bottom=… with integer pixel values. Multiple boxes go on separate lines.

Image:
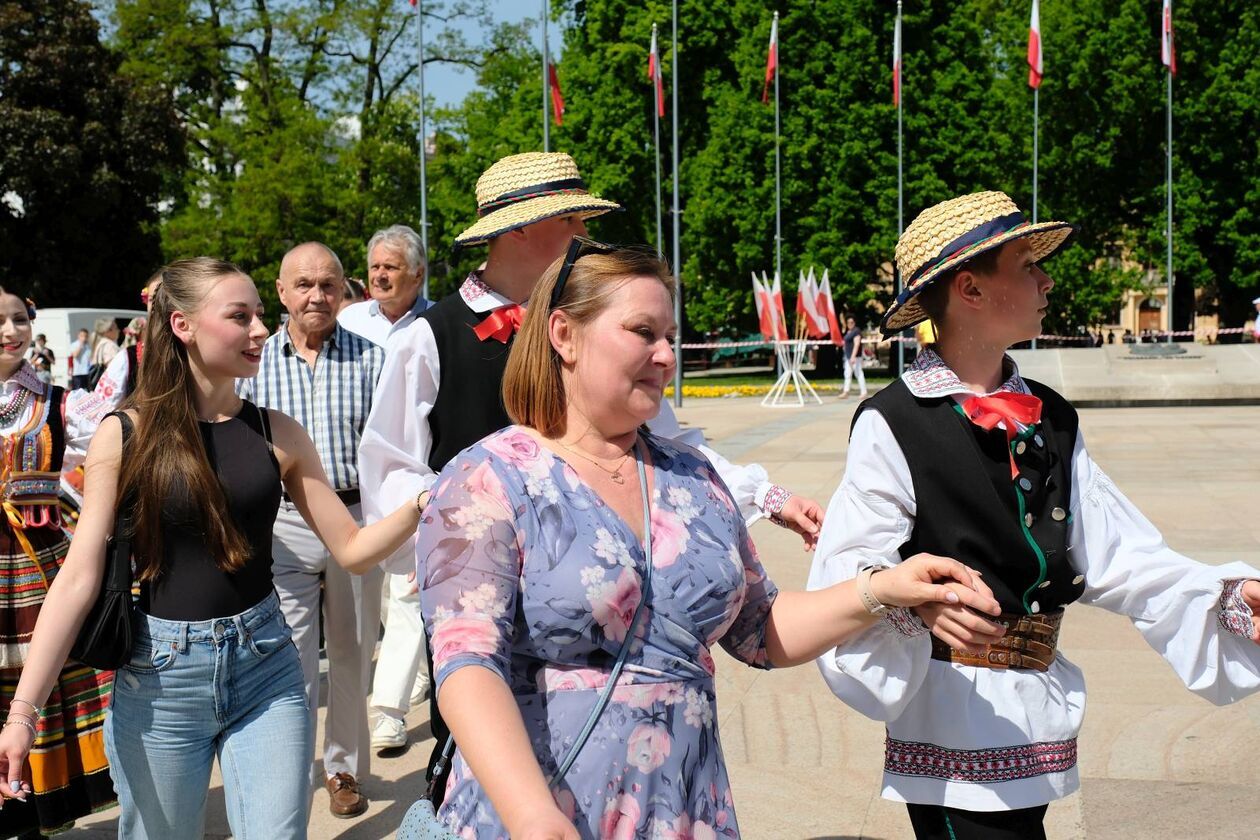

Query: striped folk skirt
left=0, top=522, right=115, bottom=836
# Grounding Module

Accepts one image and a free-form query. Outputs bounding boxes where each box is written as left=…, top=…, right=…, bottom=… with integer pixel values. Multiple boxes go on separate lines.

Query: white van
left=34, top=308, right=146, bottom=387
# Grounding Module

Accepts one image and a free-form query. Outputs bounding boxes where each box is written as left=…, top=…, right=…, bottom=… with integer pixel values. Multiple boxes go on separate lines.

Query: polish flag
left=769, top=271, right=789, bottom=341
left=819, top=270, right=843, bottom=346
left=892, top=11, right=902, bottom=105
left=762, top=14, right=778, bottom=104
left=548, top=62, right=565, bottom=125
left=752, top=272, right=778, bottom=341
left=1028, top=0, right=1043, bottom=89
left=647, top=25, right=665, bottom=117
left=797, top=269, right=829, bottom=339
left=1161, top=0, right=1176, bottom=76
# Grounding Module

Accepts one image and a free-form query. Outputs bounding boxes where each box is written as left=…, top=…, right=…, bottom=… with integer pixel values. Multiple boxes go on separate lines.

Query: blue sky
left=424, top=0, right=539, bottom=109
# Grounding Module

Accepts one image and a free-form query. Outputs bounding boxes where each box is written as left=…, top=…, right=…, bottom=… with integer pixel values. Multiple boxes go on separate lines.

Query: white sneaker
left=371, top=714, right=407, bottom=751
left=410, top=673, right=431, bottom=706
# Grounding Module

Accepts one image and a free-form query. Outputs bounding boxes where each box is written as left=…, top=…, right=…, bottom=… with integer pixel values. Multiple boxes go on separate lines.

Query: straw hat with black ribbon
left=882, top=191, right=1076, bottom=335
left=453, top=152, right=622, bottom=247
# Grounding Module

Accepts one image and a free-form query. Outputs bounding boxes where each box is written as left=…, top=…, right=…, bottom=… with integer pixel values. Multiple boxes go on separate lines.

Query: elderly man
left=238, top=242, right=385, bottom=819
left=357, top=151, right=825, bottom=805
left=338, top=224, right=432, bottom=345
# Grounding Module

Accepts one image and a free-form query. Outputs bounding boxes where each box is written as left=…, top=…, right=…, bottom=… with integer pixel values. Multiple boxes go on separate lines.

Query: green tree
left=0, top=0, right=184, bottom=305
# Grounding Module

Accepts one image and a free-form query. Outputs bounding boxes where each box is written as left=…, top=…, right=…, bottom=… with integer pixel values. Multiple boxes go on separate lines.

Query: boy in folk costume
left=807, top=192, right=1260, bottom=840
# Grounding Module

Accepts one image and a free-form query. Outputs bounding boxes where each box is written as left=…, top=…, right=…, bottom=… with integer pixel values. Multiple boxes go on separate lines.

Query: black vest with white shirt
left=857, top=378, right=1082, bottom=615
left=421, top=292, right=514, bottom=473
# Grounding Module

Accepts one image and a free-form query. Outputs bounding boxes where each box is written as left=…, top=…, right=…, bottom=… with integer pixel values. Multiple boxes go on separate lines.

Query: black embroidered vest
left=855, top=378, right=1081, bottom=615
left=422, top=293, right=514, bottom=473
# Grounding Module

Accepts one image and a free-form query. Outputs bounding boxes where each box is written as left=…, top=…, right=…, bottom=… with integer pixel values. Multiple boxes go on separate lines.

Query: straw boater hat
left=453, top=152, right=622, bottom=247
left=882, top=190, right=1075, bottom=334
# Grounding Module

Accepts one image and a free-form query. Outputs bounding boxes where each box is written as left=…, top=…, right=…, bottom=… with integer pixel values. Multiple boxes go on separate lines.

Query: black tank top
left=138, top=400, right=283, bottom=621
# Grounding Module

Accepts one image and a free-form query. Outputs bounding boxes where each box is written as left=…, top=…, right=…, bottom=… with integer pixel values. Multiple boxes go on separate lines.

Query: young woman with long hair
left=0, top=258, right=423, bottom=839
left=0, top=288, right=116, bottom=837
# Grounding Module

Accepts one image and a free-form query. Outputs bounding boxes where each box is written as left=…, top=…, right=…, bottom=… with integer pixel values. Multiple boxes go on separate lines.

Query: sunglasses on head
left=549, top=236, right=617, bottom=310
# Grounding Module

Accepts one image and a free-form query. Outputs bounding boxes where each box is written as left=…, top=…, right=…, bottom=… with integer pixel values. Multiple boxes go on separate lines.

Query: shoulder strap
left=428, top=437, right=656, bottom=797
left=254, top=402, right=275, bottom=455
left=125, top=344, right=139, bottom=394
left=102, top=411, right=136, bottom=589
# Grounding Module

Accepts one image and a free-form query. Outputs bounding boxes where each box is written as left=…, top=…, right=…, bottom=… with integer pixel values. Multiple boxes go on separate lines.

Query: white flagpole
left=1166, top=60, right=1174, bottom=342
left=895, top=0, right=904, bottom=377
left=541, top=0, right=550, bottom=151
left=416, top=0, right=429, bottom=300
left=671, top=2, right=682, bottom=407
left=653, top=25, right=663, bottom=260
left=773, top=11, right=782, bottom=289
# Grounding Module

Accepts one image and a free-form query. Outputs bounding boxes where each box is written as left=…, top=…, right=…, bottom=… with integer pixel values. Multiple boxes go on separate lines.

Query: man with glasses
left=357, top=151, right=824, bottom=803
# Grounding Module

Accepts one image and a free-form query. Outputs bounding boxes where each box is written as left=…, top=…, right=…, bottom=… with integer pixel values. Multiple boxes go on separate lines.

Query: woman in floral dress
left=419, top=244, right=1000, bottom=839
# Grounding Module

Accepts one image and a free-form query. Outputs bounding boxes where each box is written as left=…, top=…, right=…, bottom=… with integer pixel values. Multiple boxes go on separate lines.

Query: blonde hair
left=503, top=247, right=675, bottom=437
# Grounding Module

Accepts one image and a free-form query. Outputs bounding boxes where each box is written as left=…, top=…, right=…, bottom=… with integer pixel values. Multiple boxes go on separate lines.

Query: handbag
left=69, top=412, right=137, bottom=670
left=398, top=439, right=655, bottom=840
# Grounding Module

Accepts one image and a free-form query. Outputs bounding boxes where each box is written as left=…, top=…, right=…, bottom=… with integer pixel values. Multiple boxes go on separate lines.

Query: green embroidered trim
left=944, top=810, right=959, bottom=840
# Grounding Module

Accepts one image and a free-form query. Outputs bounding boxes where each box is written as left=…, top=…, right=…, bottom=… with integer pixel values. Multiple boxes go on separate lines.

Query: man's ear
left=549, top=310, right=578, bottom=364
left=953, top=270, right=986, bottom=313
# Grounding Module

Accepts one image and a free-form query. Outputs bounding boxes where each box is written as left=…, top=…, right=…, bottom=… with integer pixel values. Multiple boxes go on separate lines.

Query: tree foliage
left=0, top=0, right=184, bottom=306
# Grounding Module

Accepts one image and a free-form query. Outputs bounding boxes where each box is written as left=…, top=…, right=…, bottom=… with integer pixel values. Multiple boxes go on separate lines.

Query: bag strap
left=253, top=401, right=275, bottom=455
left=426, top=436, right=655, bottom=797
left=103, top=411, right=136, bottom=593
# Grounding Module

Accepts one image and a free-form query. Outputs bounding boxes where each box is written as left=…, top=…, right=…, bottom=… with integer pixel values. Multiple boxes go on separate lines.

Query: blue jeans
left=104, top=592, right=313, bottom=839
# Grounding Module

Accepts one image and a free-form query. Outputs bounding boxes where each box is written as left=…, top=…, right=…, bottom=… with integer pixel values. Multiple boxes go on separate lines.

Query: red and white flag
left=797, top=269, right=829, bottom=338
left=819, top=270, right=843, bottom=346
left=548, top=62, right=565, bottom=125
left=762, top=14, right=778, bottom=104
left=769, top=271, right=789, bottom=341
left=1027, top=0, right=1043, bottom=89
left=1161, top=0, right=1177, bottom=75
left=647, top=25, right=665, bottom=118
left=892, top=11, right=902, bottom=105
left=752, top=273, right=778, bottom=341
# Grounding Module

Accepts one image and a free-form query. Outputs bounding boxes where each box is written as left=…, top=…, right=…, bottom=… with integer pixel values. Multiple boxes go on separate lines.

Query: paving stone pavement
left=66, top=397, right=1260, bottom=839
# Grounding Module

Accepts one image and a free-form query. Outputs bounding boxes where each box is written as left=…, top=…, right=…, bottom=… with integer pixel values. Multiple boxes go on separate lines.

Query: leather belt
left=283, top=488, right=360, bottom=507
left=929, top=610, right=1063, bottom=673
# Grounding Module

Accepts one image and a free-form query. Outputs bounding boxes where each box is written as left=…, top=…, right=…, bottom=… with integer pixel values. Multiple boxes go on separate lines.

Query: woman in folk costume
left=0, top=289, right=115, bottom=837
left=807, top=192, right=1260, bottom=840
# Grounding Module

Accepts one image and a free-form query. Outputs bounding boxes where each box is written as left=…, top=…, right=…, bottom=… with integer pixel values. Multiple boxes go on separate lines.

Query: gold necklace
left=557, top=438, right=634, bottom=485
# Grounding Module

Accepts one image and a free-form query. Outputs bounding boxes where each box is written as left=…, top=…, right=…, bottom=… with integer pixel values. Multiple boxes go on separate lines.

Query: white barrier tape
left=682, top=326, right=1251, bottom=352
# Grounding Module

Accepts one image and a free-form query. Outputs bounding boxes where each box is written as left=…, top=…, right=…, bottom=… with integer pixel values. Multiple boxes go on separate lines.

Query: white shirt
left=806, top=350, right=1260, bottom=811
left=337, top=296, right=432, bottom=347
left=357, top=274, right=776, bottom=572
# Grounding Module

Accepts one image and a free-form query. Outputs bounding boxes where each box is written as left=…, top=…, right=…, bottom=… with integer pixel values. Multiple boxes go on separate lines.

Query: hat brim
left=454, top=194, right=623, bottom=246
left=881, top=221, right=1076, bottom=335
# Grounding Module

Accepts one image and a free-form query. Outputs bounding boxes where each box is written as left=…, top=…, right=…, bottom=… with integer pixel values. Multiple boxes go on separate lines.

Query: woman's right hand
left=0, top=726, right=34, bottom=803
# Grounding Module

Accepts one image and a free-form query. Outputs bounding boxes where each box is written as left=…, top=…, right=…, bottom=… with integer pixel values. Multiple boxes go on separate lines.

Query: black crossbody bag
left=70, top=411, right=136, bottom=670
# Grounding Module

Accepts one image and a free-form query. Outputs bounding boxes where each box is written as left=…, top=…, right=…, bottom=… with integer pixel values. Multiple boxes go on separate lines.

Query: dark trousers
left=907, top=803, right=1048, bottom=840
left=424, top=631, right=453, bottom=807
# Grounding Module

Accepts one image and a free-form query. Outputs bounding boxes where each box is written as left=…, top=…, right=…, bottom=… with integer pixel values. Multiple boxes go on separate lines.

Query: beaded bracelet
left=3, top=718, right=35, bottom=739
left=8, top=698, right=40, bottom=717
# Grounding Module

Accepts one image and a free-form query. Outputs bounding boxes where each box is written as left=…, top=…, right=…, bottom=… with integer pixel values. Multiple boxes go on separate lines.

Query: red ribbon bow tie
left=959, top=392, right=1044, bottom=479
left=473, top=304, right=525, bottom=343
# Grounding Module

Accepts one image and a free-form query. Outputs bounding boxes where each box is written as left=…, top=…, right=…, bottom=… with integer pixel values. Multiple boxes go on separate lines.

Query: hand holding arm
left=766, top=553, right=1000, bottom=667
left=270, top=410, right=420, bottom=573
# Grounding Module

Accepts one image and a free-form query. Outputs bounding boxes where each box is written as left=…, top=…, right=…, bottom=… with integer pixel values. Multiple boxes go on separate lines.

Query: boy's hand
left=914, top=572, right=1007, bottom=656
left=772, top=494, right=824, bottom=551
left=1242, top=580, right=1260, bottom=643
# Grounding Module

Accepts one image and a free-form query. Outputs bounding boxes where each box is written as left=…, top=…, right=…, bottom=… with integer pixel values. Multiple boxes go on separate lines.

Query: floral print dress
left=420, top=427, right=780, bottom=839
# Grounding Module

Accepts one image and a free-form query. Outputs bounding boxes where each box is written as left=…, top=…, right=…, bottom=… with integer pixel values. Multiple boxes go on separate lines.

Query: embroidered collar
left=10, top=362, right=46, bottom=395
left=903, top=348, right=1029, bottom=399
left=459, top=271, right=517, bottom=314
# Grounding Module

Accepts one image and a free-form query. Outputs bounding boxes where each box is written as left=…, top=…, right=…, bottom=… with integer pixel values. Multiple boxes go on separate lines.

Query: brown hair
left=915, top=244, right=1005, bottom=327
left=503, top=247, right=675, bottom=437
left=120, top=257, right=253, bottom=581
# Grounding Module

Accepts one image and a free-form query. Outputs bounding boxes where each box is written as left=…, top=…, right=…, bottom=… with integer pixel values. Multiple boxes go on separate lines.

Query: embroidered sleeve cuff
left=1218, top=579, right=1257, bottom=639
left=884, top=606, right=929, bottom=638
left=761, top=484, right=792, bottom=526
